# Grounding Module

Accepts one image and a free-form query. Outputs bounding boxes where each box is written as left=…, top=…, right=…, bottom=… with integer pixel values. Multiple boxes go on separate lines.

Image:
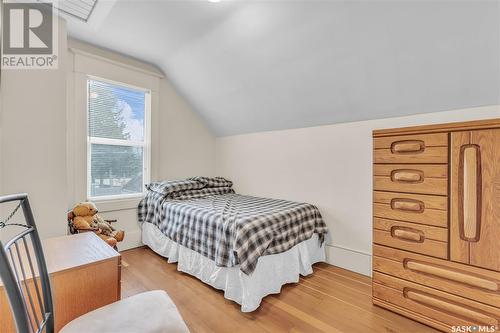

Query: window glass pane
left=90, top=144, right=143, bottom=197
left=88, top=80, right=145, bottom=141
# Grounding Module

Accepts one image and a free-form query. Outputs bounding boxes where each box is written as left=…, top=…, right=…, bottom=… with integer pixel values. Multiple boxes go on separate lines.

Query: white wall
left=158, top=78, right=215, bottom=180
left=0, top=19, right=68, bottom=239
left=215, top=105, right=500, bottom=276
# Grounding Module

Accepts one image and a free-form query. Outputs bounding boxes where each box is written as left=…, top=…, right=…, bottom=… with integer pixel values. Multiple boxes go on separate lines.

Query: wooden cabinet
left=372, top=118, right=500, bottom=332
left=451, top=129, right=500, bottom=272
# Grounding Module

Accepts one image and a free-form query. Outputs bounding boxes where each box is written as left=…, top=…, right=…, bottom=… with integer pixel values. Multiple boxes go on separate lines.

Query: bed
left=138, top=177, right=328, bottom=312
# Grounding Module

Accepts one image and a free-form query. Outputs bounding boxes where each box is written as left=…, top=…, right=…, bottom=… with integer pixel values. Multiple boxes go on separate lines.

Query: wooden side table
left=0, top=233, right=121, bottom=332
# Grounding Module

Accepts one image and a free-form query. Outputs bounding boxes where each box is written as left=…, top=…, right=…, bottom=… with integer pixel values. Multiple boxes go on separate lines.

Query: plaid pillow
left=189, top=176, right=233, bottom=188
left=146, top=179, right=205, bottom=196
left=168, top=187, right=235, bottom=200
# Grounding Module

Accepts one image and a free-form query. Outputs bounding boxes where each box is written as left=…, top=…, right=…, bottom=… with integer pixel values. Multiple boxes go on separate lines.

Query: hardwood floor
left=121, top=247, right=439, bottom=333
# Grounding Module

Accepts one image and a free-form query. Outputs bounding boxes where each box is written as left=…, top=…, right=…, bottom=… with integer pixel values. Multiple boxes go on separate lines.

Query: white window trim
left=86, top=75, right=152, bottom=202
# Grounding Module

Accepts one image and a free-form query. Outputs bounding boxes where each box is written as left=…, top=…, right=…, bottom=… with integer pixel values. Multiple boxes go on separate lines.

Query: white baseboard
left=117, top=228, right=143, bottom=251
left=325, top=244, right=372, bottom=277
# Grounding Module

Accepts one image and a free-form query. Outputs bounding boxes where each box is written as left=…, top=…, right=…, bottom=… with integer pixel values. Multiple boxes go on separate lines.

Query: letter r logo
left=2, top=3, right=53, bottom=54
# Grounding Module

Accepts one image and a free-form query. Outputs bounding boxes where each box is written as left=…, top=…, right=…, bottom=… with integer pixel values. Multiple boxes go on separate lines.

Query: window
left=87, top=78, right=150, bottom=200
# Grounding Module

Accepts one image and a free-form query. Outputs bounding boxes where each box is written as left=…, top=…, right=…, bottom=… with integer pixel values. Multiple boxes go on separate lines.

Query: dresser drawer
left=373, top=245, right=500, bottom=308
left=374, top=133, right=448, bottom=164
left=373, top=273, right=500, bottom=330
left=373, top=218, right=447, bottom=259
left=373, top=191, right=448, bottom=227
left=373, top=164, right=448, bottom=196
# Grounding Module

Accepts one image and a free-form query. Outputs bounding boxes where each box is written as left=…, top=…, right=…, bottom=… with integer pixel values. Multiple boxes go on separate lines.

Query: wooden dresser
left=0, top=233, right=121, bottom=332
left=372, top=118, right=500, bottom=332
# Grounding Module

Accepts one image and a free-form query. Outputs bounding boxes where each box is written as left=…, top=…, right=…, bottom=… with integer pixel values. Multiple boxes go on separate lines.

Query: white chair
left=0, top=193, right=190, bottom=333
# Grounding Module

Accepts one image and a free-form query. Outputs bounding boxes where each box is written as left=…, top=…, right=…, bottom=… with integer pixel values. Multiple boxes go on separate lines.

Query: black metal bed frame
left=0, top=193, right=54, bottom=333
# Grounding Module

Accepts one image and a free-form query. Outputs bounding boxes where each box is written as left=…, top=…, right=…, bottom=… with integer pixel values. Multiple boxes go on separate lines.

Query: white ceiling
left=67, top=0, right=500, bottom=136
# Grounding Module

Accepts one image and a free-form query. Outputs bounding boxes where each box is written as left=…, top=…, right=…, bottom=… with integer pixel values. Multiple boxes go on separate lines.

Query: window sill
left=90, top=195, right=144, bottom=212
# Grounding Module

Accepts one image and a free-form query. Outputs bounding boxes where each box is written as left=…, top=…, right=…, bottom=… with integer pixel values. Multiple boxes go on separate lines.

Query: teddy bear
left=70, top=202, right=125, bottom=247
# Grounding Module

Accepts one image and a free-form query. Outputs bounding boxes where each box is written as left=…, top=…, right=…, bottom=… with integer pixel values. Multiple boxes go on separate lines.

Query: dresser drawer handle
left=391, top=199, right=425, bottom=213
left=459, top=144, right=482, bottom=242
left=391, top=169, right=424, bottom=183
left=404, top=260, right=499, bottom=292
left=404, top=289, right=498, bottom=326
left=391, top=140, right=425, bottom=154
left=391, top=227, right=424, bottom=243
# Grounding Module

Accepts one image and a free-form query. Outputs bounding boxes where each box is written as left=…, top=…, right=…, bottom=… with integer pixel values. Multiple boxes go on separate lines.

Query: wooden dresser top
left=0, top=233, right=120, bottom=286
left=42, top=232, right=120, bottom=274
left=373, top=117, right=500, bottom=137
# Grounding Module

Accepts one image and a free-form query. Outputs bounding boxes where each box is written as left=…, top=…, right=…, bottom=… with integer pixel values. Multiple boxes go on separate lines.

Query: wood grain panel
left=452, top=129, right=500, bottom=272
left=373, top=133, right=448, bottom=149
left=404, top=289, right=497, bottom=326
left=451, top=131, right=471, bottom=265
left=373, top=229, right=447, bottom=259
left=372, top=299, right=449, bottom=332
left=374, top=164, right=448, bottom=178
left=374, top=177, right=448, bottom=196
left=52, top=259, right=120, bottom=331
left=404, top=261, right=498, bottom=292
left=469, top=129, right=500, bottom=271
left=373, top=273, right=500, bottom=328
left=373, top=118, right=500, bottom=137
left=0, top=262, right=120, bottom=332
left=374, top=146, right=448, bottom=164
left=374, top=218, right=448, bottom=242
left=373, top=192, right=447, bottom=227
left=373, top=204, right=447, bottom=227
left=373, top=245, right=500, bottom=308
left=373, top=164, right=448, bottom=195
left=374, top=191, right=448, bottom=210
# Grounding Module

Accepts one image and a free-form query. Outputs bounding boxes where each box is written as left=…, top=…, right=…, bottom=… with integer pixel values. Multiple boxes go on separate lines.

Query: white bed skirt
left=141, top=222, right=326, bottom=312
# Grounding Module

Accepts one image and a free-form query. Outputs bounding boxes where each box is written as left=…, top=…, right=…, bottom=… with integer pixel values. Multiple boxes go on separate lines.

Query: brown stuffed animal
left=71, top=202, right=125, bottom=247
left=72, top=202, right=97, bottom=229
left=93, top=214, right=125, bottom=242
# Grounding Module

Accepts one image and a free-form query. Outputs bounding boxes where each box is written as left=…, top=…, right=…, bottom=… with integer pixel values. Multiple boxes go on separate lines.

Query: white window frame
left=86, top=76, right=152, bottom=201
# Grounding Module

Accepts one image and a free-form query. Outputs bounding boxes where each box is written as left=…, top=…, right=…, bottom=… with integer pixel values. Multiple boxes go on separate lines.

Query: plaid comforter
left=138, top=191, right=328, bottom=275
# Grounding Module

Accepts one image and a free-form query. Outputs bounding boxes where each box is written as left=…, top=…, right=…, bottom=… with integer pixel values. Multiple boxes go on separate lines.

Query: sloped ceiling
left=67, top=1, right=500, bottom=136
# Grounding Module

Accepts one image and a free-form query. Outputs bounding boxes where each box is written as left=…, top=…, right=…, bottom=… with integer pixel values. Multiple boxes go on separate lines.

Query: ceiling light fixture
left=208, top=0, right=221, bottom=3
